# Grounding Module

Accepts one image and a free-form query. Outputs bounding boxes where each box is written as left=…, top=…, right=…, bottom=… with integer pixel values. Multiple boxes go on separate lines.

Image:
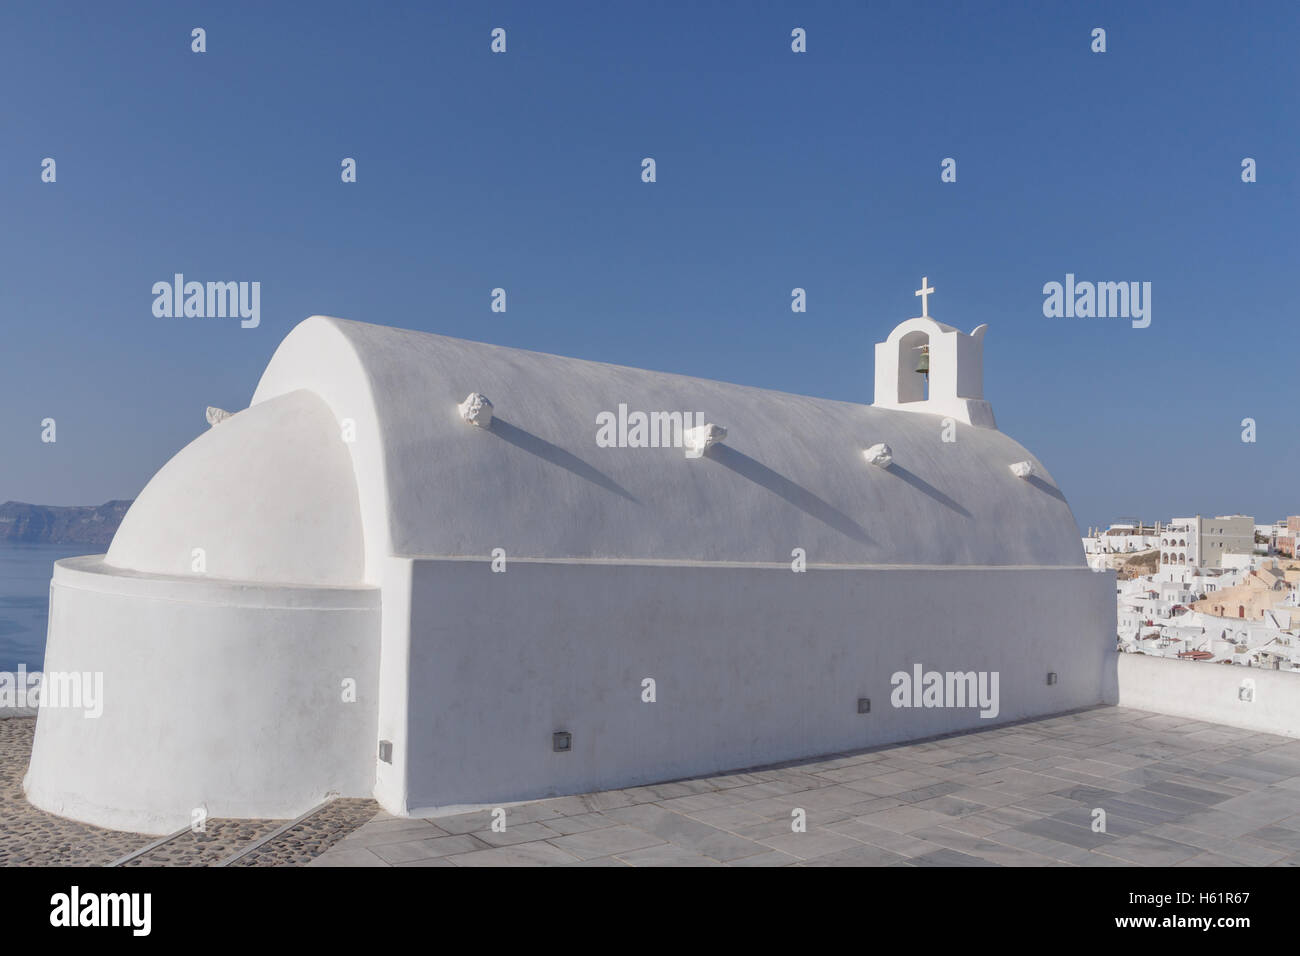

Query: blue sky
left=2, top=0, right=1296, bottom=535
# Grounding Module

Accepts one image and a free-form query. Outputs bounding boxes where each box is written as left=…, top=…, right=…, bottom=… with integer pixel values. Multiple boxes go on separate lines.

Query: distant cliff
left=0, top=500, right=133, bottom=547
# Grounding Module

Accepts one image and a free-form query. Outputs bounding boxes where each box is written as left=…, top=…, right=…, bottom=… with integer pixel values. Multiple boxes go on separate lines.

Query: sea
left=0, top=542, right=98, bottom=672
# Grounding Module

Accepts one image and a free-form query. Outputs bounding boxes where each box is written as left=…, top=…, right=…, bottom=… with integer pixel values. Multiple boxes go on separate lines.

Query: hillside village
left=1084, top=515, right=1300, bottom=671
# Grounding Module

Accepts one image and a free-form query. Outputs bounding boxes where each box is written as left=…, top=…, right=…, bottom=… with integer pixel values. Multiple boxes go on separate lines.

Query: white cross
left=915, top=277, right=934, bottom=318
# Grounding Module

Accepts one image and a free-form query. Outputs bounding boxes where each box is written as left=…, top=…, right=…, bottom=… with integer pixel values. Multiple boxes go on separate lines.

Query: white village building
left=1082, top=523, right=1161, bottom=560
left=26, top=283, right=1114, bottom=833
left=1160, top=515, right=1257, bottom=572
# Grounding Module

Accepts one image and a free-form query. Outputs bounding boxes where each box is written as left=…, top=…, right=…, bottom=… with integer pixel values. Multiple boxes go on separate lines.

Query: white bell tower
left=872, top=278, right=997, bottom=429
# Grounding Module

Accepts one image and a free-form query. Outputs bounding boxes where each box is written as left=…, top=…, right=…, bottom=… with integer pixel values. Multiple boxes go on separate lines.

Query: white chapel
left=26, top=282, right=1114, bottom=833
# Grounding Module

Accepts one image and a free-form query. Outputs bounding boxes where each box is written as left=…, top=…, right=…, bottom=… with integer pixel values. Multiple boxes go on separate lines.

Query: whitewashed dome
left=105, top=388, right=365, bottom=586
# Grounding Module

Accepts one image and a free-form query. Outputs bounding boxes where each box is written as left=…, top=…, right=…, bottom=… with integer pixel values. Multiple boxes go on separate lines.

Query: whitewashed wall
left=388, top=560, right=1116, bottom=814
left=1116, top=653, right=1300, bottom=738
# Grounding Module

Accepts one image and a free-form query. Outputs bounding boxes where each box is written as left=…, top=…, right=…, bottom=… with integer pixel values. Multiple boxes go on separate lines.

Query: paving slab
left=753, top=828, right=868, bottom=861
left=545, top=825, right=665, bottom=860
left=615, top=844, right=727, bottom=866
left=448, top=842, right=582, bottom=866
left=370, top=834, right=490, bottom=864
left=1092, top=832, right=1205, bottom=866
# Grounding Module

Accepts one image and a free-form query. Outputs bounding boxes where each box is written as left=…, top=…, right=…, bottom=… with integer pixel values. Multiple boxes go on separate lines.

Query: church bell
left=914, top=347, right=929, bottom=377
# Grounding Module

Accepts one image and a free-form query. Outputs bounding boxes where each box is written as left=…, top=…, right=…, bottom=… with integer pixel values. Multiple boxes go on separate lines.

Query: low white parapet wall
left=1116, top=652, right=1300, bottom=738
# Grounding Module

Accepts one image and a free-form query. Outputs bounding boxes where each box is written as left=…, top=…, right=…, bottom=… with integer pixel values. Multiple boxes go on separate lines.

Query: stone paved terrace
left=311, top=706, right=1300, bottom=867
